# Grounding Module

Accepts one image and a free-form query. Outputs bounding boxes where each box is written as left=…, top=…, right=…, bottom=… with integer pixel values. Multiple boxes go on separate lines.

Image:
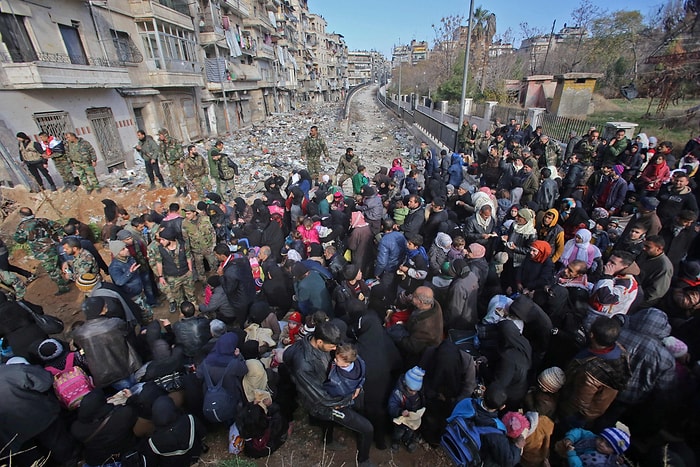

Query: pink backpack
left=45, top=352, right=94, bottom=410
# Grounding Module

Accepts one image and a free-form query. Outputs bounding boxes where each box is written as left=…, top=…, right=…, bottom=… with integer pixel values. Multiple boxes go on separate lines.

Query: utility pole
left=457, top=0, right=475, bottom=152
left=541, top=20, right=556, bottom=74
left=397, top=38, right=402, bottom=108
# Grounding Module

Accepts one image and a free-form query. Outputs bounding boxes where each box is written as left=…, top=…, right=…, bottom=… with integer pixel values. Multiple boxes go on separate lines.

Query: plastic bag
left=229, top=423, right=244, bottom=454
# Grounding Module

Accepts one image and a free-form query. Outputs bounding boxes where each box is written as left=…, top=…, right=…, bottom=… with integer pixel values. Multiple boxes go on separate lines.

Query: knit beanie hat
left=404, top=366, right=426, bottom=391
left=600, top=427, right=631, bottom=455
left=209, top=319, right=226, bottom=338
left=537, top=367, right=566, bottom=393
left=502, top=411, right=530, bottom=439
left=613, top=164, right=625, bottom=176
left=467, top=243, right=486, bottom=259
left=109, top=240, right=127, bottom=257
left=288, top=311, right=303, bottom=324
left=37, top=338, right=64, bottom=361
left=662, top=336, right=688, bottom=358
left=116, top=229, right=133, bottom=240
left=342, top=263, right=360, bottom=281
left=76, top=273, right=100, bottom=292
left=459, top=181, right=471, bottom=192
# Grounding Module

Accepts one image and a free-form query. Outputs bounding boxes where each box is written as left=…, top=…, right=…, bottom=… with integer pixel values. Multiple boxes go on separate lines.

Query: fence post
left=463, top=98, right=473, bottom=117
left=484, top=101, right=498, bottom=126
left=527, top=107, right=547, bottom=128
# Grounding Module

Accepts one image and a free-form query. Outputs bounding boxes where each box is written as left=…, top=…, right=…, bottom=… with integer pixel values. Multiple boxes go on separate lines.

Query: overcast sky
left=308, top=0, right=668, bottom=56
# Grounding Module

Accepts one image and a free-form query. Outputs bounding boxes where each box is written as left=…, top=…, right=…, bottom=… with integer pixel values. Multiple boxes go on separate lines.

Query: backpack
left=201, top=360, right=239, bottom=423
left=226, top=155, right=240, bottom=175
left=441, top=398, right=506, bottom=467
left=45, top=352, right=94, bottom=410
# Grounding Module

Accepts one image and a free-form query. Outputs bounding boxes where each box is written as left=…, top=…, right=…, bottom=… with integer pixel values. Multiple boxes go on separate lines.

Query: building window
left=59, top=23, right=87, bottom=65
left=138, top=20, right=197, bottom=72
left=110, top=29, right=143, bottom=64
left=32, top=111, right=73, bottom=139
left=0, top=13, right=37, bottom=62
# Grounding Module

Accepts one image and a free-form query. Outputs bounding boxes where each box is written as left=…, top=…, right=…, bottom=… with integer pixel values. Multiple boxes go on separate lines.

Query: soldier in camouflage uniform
left=60, top=237, right=99, bottom=282
left=39, top=132, right=75, bottom=191
left=65, top=132, right=100, bottom=194
left=150, top=228, right=195, bottom=313
left=211, top=145, right=237, bottom=201
left=540, top=135, right=563, bottom=168
left=14, top=207, right=70, bottom=295
left=182, top=145, right=210, bottom=198
left=158, top=128, right=186, bottom=197
left=0, top=269, right=26, bottom=300
left=574, top=130, right=601, bottom=166
left=300, top=125, right=329, bottom=183
left=181, top=205, right=217, bottom=280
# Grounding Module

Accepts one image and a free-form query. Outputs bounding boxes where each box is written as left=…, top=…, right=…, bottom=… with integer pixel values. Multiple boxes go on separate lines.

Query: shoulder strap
left=201, top=361, right=215, bottom=389
left=64, top=352, right=75, bottom=370
left=84, top=411, right=114, bottom=443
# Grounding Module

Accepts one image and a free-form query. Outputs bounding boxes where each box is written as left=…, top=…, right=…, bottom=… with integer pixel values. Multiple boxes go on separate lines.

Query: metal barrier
left=341, top=82, right=371, bottom=119
left=540, top=113, right=606, bottom=143
left=491, top=105, right=527, bottom=125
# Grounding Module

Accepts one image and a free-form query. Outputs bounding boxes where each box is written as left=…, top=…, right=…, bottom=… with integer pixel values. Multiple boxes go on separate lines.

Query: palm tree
left=471, top=7, right=497, bottom=92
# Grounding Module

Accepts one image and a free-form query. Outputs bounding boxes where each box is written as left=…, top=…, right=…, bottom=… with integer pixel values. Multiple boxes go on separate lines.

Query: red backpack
left=45, top=352, right=94, bottom=410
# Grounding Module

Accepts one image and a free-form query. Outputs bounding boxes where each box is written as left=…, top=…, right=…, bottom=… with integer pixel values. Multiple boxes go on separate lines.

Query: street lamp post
left=457, top=0, right=475, bottom=151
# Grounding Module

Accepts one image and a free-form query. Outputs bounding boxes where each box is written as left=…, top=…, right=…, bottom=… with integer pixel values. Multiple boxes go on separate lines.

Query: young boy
left=352, top=165, right=370, bottom=196
left=557, top=427, right=630, bottom=466
left=387, top=366, right=426, bottom=452
left=393, top=199, right=409, bottom=226
left=322, top=343, right=366, bottom=404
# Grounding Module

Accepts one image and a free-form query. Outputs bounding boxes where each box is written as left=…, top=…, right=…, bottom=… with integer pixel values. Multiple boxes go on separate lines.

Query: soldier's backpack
left=201, top=359, right=239, bottom=423
left=45, top=352, right=94, bottom=410
left=227, top=156, right=240, bottom=176
left=441, top=398, right=506, bottom=467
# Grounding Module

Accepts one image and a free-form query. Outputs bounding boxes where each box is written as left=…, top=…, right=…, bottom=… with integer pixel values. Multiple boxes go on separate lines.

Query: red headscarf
left=530, top=240, right=552, bottom=263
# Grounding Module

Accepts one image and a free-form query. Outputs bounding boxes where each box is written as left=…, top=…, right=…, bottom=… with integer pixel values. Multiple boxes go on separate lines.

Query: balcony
left=199, top=23, right=225, bottom=45
left=243, top=15, right=274, bottom=33
left=257, top=43, right=276, bottom=61
left=129, top=1, right=193, bottom=29
left=222, top=0, right=251, bottom=18
left=265, top=0, right=281, bottom=12
left=0, top=53, right=131, bottom=89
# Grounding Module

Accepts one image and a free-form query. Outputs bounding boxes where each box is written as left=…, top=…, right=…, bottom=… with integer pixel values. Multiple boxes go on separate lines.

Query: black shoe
left=182, top=188, right=189, bottom=197
left=169, top=302, right=177, bottom=313
left=149, top=183, right=156, bottom=190
left=175, top=187, right=183, bottom=196
left=50, top=186, right=57, bottom=192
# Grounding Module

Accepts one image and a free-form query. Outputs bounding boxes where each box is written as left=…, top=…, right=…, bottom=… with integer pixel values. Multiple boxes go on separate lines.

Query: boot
left=182, top=187, right=189, bottom=197
left=149, top=182, right=156, bottom=190
left=175, top=187, right=183, bottom=197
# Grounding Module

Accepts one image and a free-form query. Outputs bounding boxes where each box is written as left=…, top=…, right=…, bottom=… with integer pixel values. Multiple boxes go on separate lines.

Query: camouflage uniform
left=182, top=215, right=217, bottom=279
left=150, top=240, right=195, bottom=308
left=213, top=152, right=237, bottom=201
left=208, top=148, right=222, bottom=195
left=0, top=270, right=26, bottom=300
left=575, top=138, right=599, bottom=165
left=67, top=248, right=99, bottom=281
left=161, top=135, right=185, bottom=189
left=66, top=137, right=99, bottom=191
left=183, top=153, right=210, bottom=197
left=301, top=134, right=329, bottom=180
left=14, top=216, right=69, bottom=293
left=543, top=140, right=563, bottom=168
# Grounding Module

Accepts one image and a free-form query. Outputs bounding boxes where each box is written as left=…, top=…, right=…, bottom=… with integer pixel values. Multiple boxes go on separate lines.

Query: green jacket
left=66, top=138, right=97, bottom=164
left=160, top=136, right=183, bottom=165
left=14, top=216, right=64, bottom=255
left=137, top=135, right=160, bottom=161
left=183, top=154, right=208, bottom=178
left=182, top=216, right=216, bottom=252
left=336, top=153, right=360, bottom=176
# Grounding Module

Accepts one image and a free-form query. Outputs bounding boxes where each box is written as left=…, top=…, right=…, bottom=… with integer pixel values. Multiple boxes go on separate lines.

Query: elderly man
left=392, top=286, right=443, bottom=368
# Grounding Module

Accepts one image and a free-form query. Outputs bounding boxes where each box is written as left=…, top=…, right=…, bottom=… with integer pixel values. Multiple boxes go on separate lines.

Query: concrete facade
left=0, top=0, right=350, bottom=185
left=550, top=73, right=602, bottom=118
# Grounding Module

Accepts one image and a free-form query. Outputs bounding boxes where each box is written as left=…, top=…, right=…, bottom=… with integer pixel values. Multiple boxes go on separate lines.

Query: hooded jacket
left=144, top=396, right=206, bottom=467
left=446, top=262, right=480, bottom=329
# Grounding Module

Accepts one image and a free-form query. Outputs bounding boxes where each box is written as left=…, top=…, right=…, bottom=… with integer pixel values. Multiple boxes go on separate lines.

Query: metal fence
left=470, top=101, right=487, bottom=119
left=540, top=113, right=606, bottom=144
left=491, top=105, right=528, bottom=125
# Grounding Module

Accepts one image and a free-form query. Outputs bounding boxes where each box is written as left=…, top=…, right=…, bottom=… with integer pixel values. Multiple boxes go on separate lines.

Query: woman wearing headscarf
left=515, top=240, right=555, bottom=302
left=560, top=229, right=602, bottom=277
left=346, top=211, right=375, bottom=280
left=464, top=204, right=496, bottom=250
left=142, top=395, right=206, bottom=467
left=71, top=389, right=139, bottom=467
left=428, top=232, right=452, bottom=277
left=489, top=320, right=532, bottom=409
left=196, top=332, right=248, bottom=411
left=638, top=152, right=671, bottom=196
left=537, top=208, right=565, bottom=263
left=0, top=296, right=48, bottom=360
left=558, top=198, right=590, bottom=241
left=501, top=207, right=537, bottom=293
left=285, top=186, right=308, bottom=230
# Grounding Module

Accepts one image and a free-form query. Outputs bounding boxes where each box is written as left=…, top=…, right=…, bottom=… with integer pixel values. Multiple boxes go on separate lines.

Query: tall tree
left=566, top=0, right=605, bottom=72
left=471, top=7, right=497, bottom=92
left=432, top=15, right=464, bottom=82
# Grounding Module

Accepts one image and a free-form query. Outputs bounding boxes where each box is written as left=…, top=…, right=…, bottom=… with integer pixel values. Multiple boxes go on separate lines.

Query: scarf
left=561, top=229, right=601, bottom=267
left=530, top=240, right=552, bottom=263
left=513, top=218, right=536, bottom=236
left=407, top=246, right=428, bottom=264
left=475, top=210, right=492, bottom=230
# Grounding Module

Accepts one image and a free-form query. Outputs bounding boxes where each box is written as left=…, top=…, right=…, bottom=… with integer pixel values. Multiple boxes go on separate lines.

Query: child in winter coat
left=387, top=366, right=426, bottom=452
left=557, top=427, right=630, bottom=467
left=322, top=343, right=366, bottom=402
left=279, top=311, right=303, bottom=346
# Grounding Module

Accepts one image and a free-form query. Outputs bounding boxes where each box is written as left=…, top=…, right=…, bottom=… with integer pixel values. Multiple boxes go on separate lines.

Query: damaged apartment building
left=0, top=0, right=349, bottom=181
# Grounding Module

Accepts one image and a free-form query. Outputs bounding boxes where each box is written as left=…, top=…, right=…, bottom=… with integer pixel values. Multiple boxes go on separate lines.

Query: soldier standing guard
left=182, top=145, right=210, bottom=198
left=181, top=204, right=217, bottom=281
left=14, top=207, right=70, bottom=295
left=158, top=128, right=186, bottom=197
left=210, top=142, right=237, bottom=201
left=301, top=125, right=329, bottom=184
left=149, top=228, right=196, bottom=314
left=65, top=132, right=101, bottom=194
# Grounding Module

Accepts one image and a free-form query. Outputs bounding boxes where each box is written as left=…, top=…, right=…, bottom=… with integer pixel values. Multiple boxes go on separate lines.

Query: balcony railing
left=1, top=52, right=124, bottom=68
left=223, top=0, right=250, bottom=17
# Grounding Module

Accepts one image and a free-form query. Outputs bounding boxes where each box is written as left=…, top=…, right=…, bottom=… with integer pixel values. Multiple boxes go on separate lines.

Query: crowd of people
left=1, top=122, right=700, bottom=467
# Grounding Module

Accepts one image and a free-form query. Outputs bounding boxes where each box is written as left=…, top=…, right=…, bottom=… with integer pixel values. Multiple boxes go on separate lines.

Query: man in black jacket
left=214, top=243, right=256, bottom=326
left=401, top=194, right=425, bottom=238
left=283, top=322, right=376, bottom=467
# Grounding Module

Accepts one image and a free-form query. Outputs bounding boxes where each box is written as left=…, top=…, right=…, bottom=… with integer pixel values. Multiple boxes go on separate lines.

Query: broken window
left=0, top=12, right=37, bottom=62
